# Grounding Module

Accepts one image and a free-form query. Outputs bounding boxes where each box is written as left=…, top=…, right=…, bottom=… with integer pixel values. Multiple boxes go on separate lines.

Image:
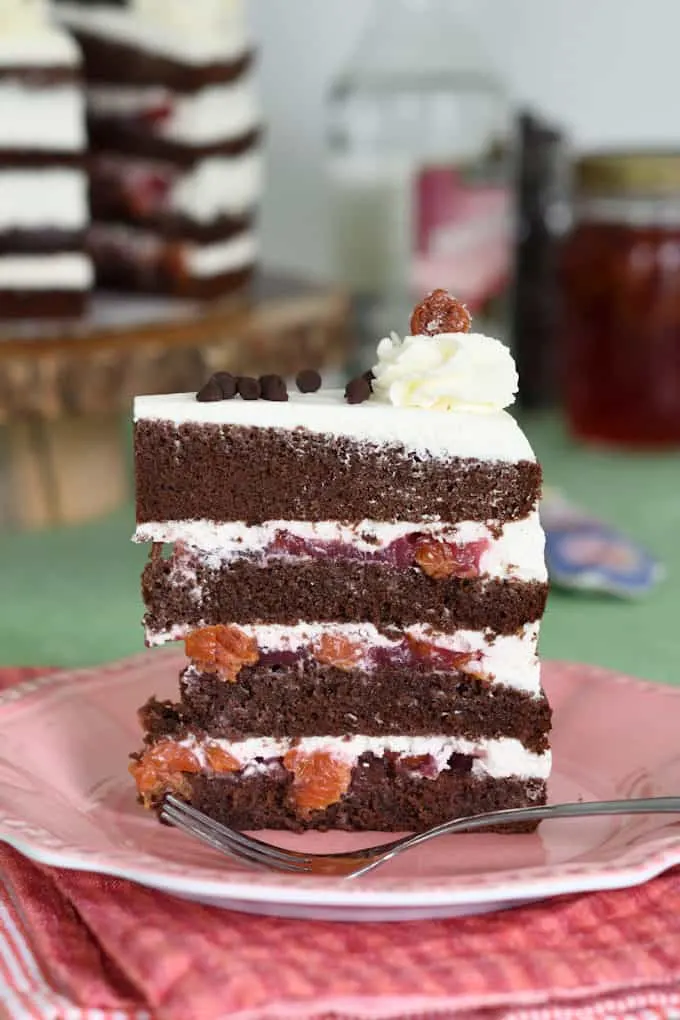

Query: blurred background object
left=562, top=151, right=680, bottom=448
left=513, top=111, right=566, bottom=409
left=326, top=0, right=514, bottom=359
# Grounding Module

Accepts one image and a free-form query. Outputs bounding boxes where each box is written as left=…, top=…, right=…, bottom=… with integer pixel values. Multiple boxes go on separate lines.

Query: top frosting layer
left=133, top=390, right=536, bottom=464
left=57, top=0, right=250, bottom=65
left=0, top=0, right=80, bottom=66
left=373, top=332, right=518, bottom=413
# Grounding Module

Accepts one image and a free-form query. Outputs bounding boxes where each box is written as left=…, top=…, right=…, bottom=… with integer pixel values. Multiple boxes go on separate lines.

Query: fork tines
left=161, top=795, right=313, bottom=873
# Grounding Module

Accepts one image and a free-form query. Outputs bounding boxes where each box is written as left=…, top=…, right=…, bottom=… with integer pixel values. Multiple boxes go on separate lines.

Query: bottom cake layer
left=0, top=289, right=88, bottom=319
left=131, top=743, right=548, bottom=833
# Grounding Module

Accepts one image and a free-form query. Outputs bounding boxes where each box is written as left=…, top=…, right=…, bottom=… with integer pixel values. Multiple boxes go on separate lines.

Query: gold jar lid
left=576, top=151, right=680, bottom=196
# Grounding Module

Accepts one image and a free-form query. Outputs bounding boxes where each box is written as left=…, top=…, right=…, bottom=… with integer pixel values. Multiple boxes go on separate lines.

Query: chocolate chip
left=345, top=377, right=372, bottom=404
left=296, top=369, right=322, bottom=393
left=237, top=376, right=261, bottom=400
left=196, top=376, right=223, bottom=403
left=260, top=374, right=289, bottom=402
left=362, top=370, right=375, bottom=392
left=214, top=371, right=237, bottom=399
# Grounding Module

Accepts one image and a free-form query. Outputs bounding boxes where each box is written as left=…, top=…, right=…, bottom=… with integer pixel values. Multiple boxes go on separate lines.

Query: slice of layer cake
left=0, top=0, right=92, bottom=318
left=56, top=0, right=261, bottom=298
left=130, top=291, right=551, bottom=831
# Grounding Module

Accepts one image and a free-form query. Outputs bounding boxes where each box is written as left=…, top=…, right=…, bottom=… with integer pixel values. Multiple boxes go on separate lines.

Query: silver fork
left=161, top=795, right=680, bottom=879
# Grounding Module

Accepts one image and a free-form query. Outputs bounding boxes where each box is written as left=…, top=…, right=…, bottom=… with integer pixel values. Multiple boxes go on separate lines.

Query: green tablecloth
left=2, top=414, right=678, bottom=685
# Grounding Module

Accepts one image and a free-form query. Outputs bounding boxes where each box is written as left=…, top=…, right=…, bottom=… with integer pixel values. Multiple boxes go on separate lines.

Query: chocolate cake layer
left=142, top=557, right=549, bottom=634
left=0, top=291, right=86, bottom=319
left=89, top=121, right=261, bottom=164
left=74, top=32, right=255, bottom=91
left=0, top=67, right=80, bottom=85
left=90, top=169, right=254, bottom=240
left=142, top=668, right=552, bottom=748
left=0, top=230, right=85, bottom=256
left=181, top=761, right=547, bottom=833
left=135, top=421, right=543, bottom=525
left=0, top=152, right=84, bottom=168
left=94, top=256, right=254, bottom=300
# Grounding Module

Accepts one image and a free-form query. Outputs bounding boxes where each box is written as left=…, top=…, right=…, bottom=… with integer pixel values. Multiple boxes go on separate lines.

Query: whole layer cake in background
left=0, top=0, right=92, bottom=319
left=55, top=0, right=262, bottom=299
left=130, top=290, right=551, bottom=832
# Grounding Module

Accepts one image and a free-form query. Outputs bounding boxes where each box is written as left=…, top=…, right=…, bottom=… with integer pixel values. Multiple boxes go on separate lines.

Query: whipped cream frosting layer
left=0, top=168, right=88, bottom=230
left=0, top=83, right=86, bottom=151
left=172, top=621, right=542, bottom=693
left=135, top=514, right=547, bottom=583
left=133, top=391, right=537, bottom=463
left=0, top=252, right=93, bottom=289
left=0, top=20, right=80, bottom=67
left=172, top=153, right=263, bottom=221
left=178, top=733, right=552, bottom=781
left=88, top=79, right=260, bottom=148
left=57, top=1, right=251, bottom=65
left=90, top=226, right=257, bottom=280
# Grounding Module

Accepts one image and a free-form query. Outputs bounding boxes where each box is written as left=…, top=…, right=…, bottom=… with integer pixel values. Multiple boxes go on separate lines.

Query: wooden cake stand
left=0, top=275, right=351, bottom=529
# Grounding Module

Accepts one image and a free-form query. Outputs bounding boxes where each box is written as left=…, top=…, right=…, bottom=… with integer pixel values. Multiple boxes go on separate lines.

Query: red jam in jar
left=562, top=152, right=680, bottom=447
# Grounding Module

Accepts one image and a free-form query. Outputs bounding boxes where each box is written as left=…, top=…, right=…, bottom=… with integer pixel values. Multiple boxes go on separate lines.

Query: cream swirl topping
left=372, top=331, right=519, bottom=413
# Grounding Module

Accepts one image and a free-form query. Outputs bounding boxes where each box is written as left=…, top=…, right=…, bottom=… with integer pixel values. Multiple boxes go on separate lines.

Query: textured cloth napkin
left=1, top=667, right=680, bottom=1020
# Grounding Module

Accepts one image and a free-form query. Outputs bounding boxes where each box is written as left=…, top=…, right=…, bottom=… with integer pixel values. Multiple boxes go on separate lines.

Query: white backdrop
left=250, top=0, right=680, bottom=278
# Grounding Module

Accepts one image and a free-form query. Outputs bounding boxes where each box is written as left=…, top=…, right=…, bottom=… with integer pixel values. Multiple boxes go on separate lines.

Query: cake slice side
left=130, top=291, right=552, bottom=832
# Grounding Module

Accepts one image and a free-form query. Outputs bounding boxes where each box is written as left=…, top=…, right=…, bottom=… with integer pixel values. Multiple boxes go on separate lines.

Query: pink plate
left=1, top=652, right=680, bottom=922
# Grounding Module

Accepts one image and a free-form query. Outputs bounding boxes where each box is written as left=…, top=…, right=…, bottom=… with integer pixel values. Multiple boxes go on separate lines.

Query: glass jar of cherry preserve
left=562, top=151, right=680, bottom=447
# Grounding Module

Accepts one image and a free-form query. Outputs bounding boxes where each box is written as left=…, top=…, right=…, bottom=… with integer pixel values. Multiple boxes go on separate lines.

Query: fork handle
left=394, top=796, right=680, bottom=854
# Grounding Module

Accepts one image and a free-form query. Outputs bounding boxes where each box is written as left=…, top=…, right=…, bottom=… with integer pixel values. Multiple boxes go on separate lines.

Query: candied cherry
left=185, top=625, right=259, bottom=681
left=129, top=739, right=200, bottom=807
left=205, top=744, right=241, bottom=774
left=414, top=539, right=483, bottom=580
left=283, top=750, right=353, bottom=815
left=410, top=289, right=472, bottom=336
left=313, top=634, right=364, bottom=671
left=406, top=636, right=474, bottom=672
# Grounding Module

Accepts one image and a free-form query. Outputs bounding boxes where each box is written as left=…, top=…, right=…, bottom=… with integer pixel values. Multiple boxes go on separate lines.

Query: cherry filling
left=138, top=101, right=174, bottom=128
left=130, top=739, right=475, bottom=811
left=123, top=166, right=174, bottom=217
left=267, top=531, right=490, bottom=578
left=258, top=637, right=478, bottom=674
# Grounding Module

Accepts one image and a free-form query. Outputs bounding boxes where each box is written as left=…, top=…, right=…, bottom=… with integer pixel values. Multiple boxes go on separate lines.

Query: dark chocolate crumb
left=196, top=376, right=223, bottom=403
left=237, top=376, right=261, bottom=401
left=345, top=377, right=372, bottom=404
left=296, top=369, right=322, bottom=393
left=260, top=374, right=289, bottom=402
left=214, top=372, right=237, bottom=399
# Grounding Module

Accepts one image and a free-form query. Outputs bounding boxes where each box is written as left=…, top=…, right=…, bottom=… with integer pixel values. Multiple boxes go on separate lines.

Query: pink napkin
left=2, top=668, right=680, bottom=1020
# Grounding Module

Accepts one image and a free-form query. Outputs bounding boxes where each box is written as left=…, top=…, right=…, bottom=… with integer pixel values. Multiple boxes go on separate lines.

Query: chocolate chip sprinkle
left=296, top=369, right=322, bottom=393
left=260, top=374, right=289, bottom=402
left=214, top=371, right=237, bottom=399
left=237, top=376, right=261, bottom=401
left=196, top=376, right=223, bottom=403
left=345, top=376, right=372, bottom=405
